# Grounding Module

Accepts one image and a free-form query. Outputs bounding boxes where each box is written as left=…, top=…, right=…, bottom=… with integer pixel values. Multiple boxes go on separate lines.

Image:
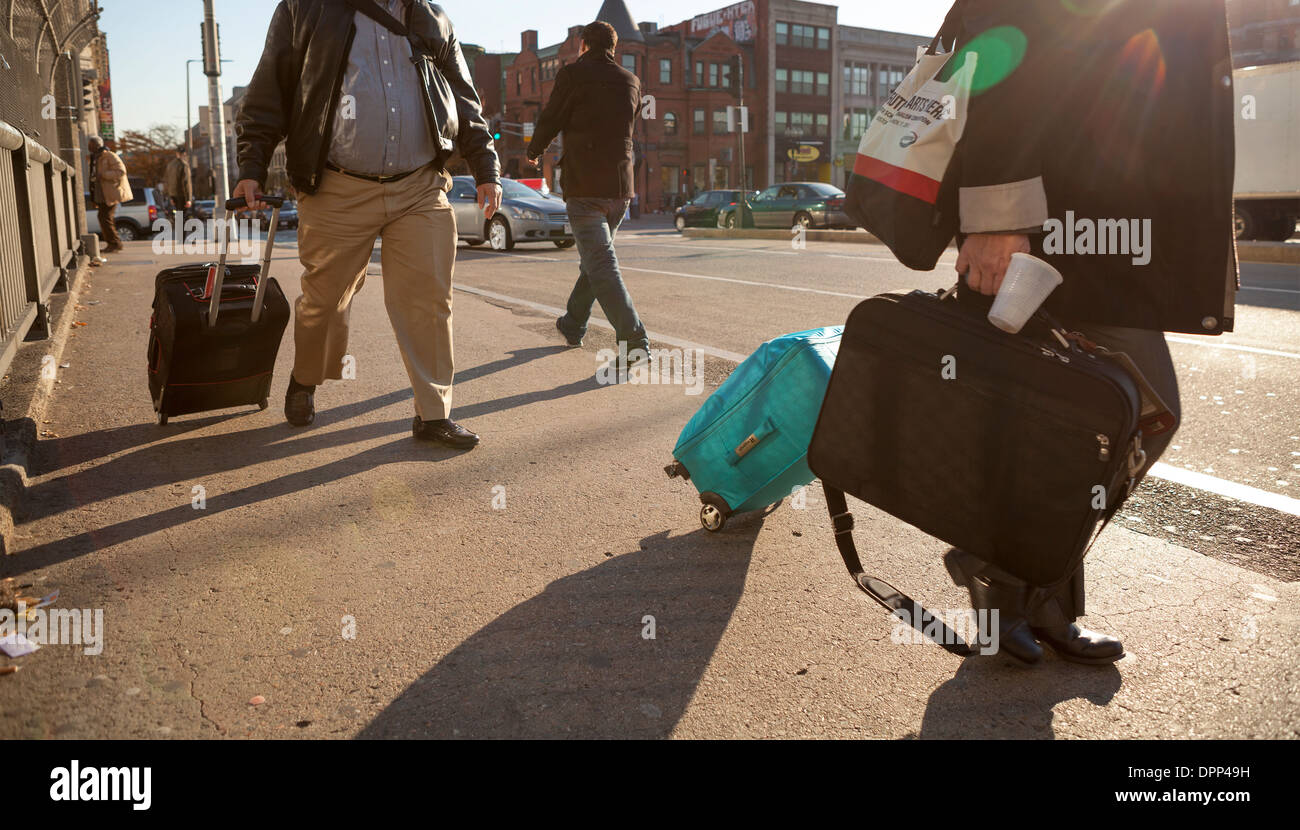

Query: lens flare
left=954, top=26, right=1029, bottom=95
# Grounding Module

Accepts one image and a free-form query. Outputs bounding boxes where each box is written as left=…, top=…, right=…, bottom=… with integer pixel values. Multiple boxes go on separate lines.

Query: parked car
left=450, top=176, right=573, bottom=250
left=258, top=199, right=298, bottom=230
left=674, top=190, right=754, bottom=231
left=513, top=177, right=551, bottom=197
left=85, top=177, right=166, bottom=242
left=191, top=200, right=215, bottom=221
left=745, top=182, right=853, bottom=229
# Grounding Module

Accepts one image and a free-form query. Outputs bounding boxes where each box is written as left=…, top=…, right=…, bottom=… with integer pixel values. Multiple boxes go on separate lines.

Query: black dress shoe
left=1032, top=623, right=1125, bottom=665
left=556, top=317, right=582, bottom=347
left=944, top=549, right=1043, bottom=665
left=284, top=375, right=315, bottom=426
left=413, top=417, right=480, bottom=449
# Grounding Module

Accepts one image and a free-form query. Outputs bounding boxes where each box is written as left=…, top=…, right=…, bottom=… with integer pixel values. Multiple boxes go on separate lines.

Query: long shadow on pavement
left=7, top=349, right=600, bottom=575
left=358, top=522, right=761, bottom=739
left=35, top=346, right=569, bottom=475
left=919, top=656, right=1121, bottom=738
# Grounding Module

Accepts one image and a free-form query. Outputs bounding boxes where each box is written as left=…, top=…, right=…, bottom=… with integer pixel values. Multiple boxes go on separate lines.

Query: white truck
left=1234, top=61, right=1299, bottom=241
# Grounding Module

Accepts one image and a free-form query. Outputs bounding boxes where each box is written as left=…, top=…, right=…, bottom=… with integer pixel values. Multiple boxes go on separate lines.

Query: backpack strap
left=824, top=486, right=973, bottom=657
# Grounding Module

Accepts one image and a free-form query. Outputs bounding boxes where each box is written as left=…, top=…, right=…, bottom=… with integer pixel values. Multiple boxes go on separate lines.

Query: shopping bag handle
left=926, top=0, right=966, bottom=56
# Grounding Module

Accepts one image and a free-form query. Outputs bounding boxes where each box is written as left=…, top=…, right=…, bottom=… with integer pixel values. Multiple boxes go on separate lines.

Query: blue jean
left=557, top=197, right=648, bottom=351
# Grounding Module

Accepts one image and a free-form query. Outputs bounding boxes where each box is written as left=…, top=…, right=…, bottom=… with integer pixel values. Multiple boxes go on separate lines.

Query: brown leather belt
left=325, top=161, right=426, bottom=184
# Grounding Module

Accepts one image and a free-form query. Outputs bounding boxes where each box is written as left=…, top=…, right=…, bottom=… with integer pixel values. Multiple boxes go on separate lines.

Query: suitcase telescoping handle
left=207, top=195, right=285, bottom=328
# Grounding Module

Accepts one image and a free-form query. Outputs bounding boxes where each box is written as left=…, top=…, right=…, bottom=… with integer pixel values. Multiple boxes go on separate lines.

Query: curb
left=683, top=228, right=1300, bottom=264
left=1236, top=241, right=1300, bottom=265
left=0, top=255, right=92, bottom=555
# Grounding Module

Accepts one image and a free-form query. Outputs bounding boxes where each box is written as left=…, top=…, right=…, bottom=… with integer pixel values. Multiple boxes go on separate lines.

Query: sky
left=99, top=0, right=954, bottom=136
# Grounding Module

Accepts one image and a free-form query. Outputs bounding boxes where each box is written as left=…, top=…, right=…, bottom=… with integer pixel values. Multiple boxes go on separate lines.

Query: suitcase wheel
left=700, top=504, right=727, bottom=532
left=158, top=412, right=168, bottom=426
left=259, top=398, right=269, bottom=411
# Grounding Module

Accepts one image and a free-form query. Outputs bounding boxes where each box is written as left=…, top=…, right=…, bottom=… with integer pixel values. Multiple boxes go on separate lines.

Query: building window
left=842, top=108, right=871, bottom=141
left=782, top=23, right=817, bottom=49
left=696, top=60, right=704, bottom=85
left=713, top=109, right=729, bottom=134
left=778, top=69, right=820, bottom=95
left=622, top=54, right=637, bottom=74
left=660, top=58, right=672, bottom=84
left=778, top=111, right=826, bottom=138
left=664, top=111, right=678, bottom=136
left=720, top=61, right=732, bottom=89
left=709, top=62, right=719, bottom=87
left=817, top=27, right=831, bottom=50
left=693, top=108, right=706, bottom=134
left=844, top=63, right=870, bottom=96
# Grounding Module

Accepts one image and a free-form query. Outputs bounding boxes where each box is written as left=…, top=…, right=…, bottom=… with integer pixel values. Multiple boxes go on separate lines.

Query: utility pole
left=730, top=54, right=748, bottom=229
left=201, top=0, right=229, bottom=207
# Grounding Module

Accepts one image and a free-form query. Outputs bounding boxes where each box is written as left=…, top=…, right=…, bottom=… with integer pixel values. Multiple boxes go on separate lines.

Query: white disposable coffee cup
left=987, top=253, right=1064, bottom=334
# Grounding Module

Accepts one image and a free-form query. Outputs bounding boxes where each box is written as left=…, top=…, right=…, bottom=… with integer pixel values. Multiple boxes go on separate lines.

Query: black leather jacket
left=236, top=0, right=499, bottom=194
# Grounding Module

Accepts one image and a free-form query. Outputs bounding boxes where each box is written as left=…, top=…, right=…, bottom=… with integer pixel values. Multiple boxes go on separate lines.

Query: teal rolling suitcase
left=664, top=327, right=842, bottom=531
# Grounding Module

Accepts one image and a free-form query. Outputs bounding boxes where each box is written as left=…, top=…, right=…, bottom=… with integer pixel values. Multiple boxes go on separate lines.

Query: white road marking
left=464, top=250, right=562, bottom=262
left=620, top=266, right=867, bottom=299
left=454, top=285, right=749, bottom=362
left=1239, top=285, right=1299, bottom=295
left=457, top=282, right=1300, bottom=519
left=1148, top=462, right=1300, bottom=516
left=620, top=240, right=797, bottom=256
left=1166, top=336, right=1300, bottom=360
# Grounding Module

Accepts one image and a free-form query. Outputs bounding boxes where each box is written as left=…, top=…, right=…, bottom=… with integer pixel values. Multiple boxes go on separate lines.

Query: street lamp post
left=186, top=56, right=231, bottom=194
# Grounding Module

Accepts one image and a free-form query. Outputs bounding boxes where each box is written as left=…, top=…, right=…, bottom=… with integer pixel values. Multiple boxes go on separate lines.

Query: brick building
left=482, top=0, right=927, bottom=211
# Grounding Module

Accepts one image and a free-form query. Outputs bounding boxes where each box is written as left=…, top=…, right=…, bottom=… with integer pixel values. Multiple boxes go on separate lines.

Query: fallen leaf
left=249, top=695, right=266, bottom=706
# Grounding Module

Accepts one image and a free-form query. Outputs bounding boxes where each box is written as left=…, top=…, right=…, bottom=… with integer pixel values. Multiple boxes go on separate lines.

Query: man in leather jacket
left=233, top=0, right=501, bottom=449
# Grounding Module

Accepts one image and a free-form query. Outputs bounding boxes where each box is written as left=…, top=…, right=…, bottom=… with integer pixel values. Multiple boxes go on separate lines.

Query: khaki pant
left=295, top=165, right=457, bottom=420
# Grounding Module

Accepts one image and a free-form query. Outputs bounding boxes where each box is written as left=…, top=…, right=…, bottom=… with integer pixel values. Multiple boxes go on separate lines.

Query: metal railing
left=0, top=118, right=83, bottom=376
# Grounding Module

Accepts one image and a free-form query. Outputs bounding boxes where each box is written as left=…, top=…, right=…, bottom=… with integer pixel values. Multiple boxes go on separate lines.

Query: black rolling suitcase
left=148, top=196, right=291, bottom=425
left=808, top=287, right=1163, bottom=652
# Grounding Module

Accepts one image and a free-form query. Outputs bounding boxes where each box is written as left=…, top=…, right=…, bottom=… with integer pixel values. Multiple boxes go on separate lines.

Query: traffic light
left=489, top=116, right=502, bottom=141
left=80, top=68, right=97, bottom=112
left=727, top=55, right=743, bottom=100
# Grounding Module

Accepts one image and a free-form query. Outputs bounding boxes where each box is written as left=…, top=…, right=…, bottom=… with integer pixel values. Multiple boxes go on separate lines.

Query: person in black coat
left=943, top=0, right=1238, bottom=665
left=528, top=21, right=649, bottom=358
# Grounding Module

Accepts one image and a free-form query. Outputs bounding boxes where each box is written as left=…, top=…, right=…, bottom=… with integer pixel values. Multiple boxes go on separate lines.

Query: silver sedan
left=449, top=176, right=575, bottom=251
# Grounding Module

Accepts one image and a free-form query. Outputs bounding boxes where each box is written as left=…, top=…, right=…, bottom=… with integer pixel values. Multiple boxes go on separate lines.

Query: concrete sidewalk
left=0, top=240, right=1295, bottom=739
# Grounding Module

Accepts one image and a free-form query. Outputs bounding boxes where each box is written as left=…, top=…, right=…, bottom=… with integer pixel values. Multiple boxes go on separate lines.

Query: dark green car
left=744, top=182, right=853, bottom=229
left=674, top=190, right=754, bottom=231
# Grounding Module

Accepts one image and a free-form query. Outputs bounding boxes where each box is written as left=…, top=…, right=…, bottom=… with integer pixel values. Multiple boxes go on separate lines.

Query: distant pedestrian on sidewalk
left=164, top=145, right=193, bottom=217
left=88, top=135, right=132, bottom=254
left=527, top=21, right=648, bottom=362
left=233, top=0, right=502, bottom=448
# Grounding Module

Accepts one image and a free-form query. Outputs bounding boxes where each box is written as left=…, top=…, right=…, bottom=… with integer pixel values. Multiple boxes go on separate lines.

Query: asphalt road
left=448, top=227, right=1300, bottom=580
left=0, top=225, right=1295, bottom=739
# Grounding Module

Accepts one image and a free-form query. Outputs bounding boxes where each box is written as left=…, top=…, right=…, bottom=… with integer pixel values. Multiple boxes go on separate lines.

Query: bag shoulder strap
left=927, top=0, right=966, bottom=55
left=344, top=0, right=409, bottom=37
left=823, top=486, right=973, bottom=657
